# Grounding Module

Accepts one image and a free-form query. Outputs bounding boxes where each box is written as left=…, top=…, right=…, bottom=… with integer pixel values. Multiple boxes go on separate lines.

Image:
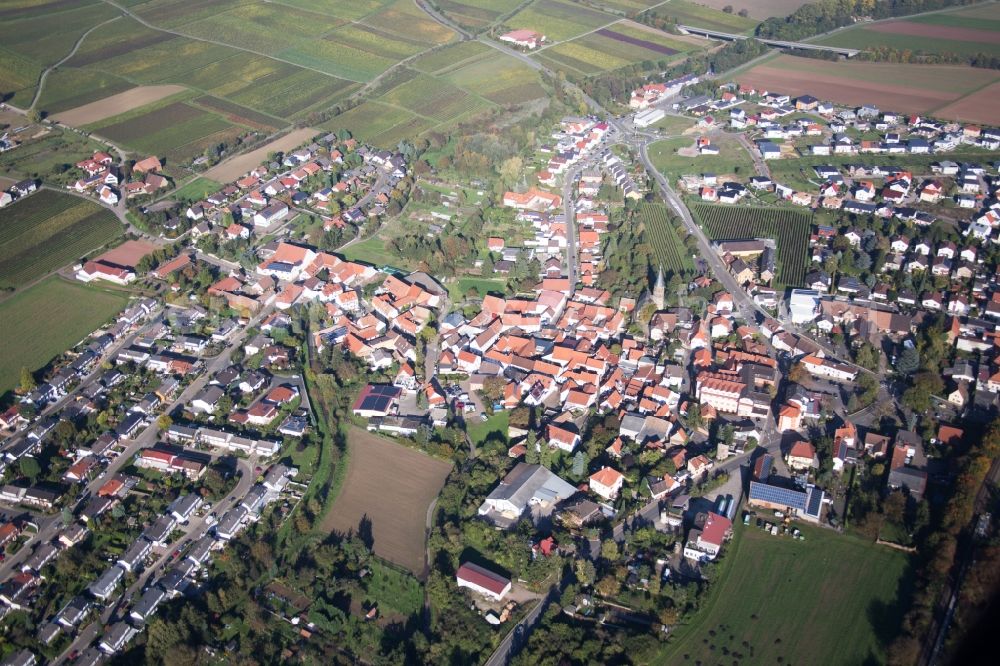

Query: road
left=53, top=456, right=255, bottom=663
left=483, top=579, right=563, bottom=666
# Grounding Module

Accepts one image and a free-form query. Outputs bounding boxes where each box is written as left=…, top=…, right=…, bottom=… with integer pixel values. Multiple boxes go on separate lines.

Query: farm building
left=456, top=562, right=511, bottom=601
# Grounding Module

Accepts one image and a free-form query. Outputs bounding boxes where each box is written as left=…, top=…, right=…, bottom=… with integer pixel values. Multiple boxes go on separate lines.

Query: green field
left=339, top=236, right=408, bottom=270
left=0, top=276, right=128, bottom=396
left=467, top=411, right=509, bottom=446
left=88, top=100, right=247, bottom=165
left=654, top=0, right=759, bottom=34
left=171, top=176, right=222, bottom=202
left=640, top=203, right=694, bottom=276
left=0, top=190, right=122, bottom=289
left=648, top=136, right=756, bottom=180
left=508, top=0, right=618, bottom=41
left=436, top=0, right=523, bottom=29
left=537, top=22, right=700, bottom=75
left=449, top=277, right=507, bottom=300
left=0, top=127, right=109, bottom=183
left=693, top=203, right=811, bottom=286
left=658, top=523, right=910, bottom=665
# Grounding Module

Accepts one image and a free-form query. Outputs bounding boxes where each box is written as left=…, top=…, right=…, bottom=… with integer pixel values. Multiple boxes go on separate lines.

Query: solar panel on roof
left=749, top=481, right=807, bottom=511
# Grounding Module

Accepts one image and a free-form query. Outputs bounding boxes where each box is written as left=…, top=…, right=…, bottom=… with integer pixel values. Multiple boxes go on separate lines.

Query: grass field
left=640, top=203, right=694, bottom=276
left=648, top=135, right=756, bottom=180
left=339, top=235, right=408, bottom=269
left=467, top=411, right=509, bottom=447
left=170, top=176, right=222, bottom=203
left=0, top=276, right=128, bottom=396
left=658, top=523, right=910, bottom=665
left=320, top=426, right=452, bottom=575
left=448, top=277, right=507, bottom=300
left=0, top=190, right=122, bottom=289
left=693, top=203, right=811, bottom=286
left=0, top=127, right=108, bottom=183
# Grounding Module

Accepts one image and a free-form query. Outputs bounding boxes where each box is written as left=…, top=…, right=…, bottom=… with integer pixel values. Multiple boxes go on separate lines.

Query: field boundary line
left=923, top=73, right=1000, bottom=117
left=30, top=15, right=122, bottom=111
left=533, top=16, right=626, bottom=52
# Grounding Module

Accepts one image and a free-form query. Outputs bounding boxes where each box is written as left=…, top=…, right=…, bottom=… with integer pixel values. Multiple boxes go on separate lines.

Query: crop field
left=653, top=0, right=759, bottom=33
left=737, top=54, right=1000, bottom=121
left=0, top=276, right=128, bottom=396
left=0, top=1, right=116, bottom=67
left=52, top=84, right=187, bottom=126
left=381, top=74, right=493, bottom=123
left=88, top=100, right=246, bottom=164
left=323, top=101, right=417, bottom=142
left=412, top=41, right=493, bottom=75
left=509, top=0, right=618, bottom=42
left=640, top=203, right=694, bottom=275
left=539, top=22, right=698, bottom=74
left=321, top=426, right=451, bottom=575
left=275, top=0, right=395, bottom=21
left=437, top=0, right=522, bottom=28
left=694, top=203, right=811, bottom=286
left=360, top=0, right=458, bottom=46
left=657, top=523, right=909, bottom=665
left=815, top=4, right=1000, bottom=59
left=694, top=0, right=811, bottom=20
left=0, top=190, right=121, bottom=289
left=648, top=135, right=756, bottom=180
left=444, top=53, right=550, bottom=105
left=192, top=95, right=284, bottom=131
left=202, top=127, right=318, bottom=183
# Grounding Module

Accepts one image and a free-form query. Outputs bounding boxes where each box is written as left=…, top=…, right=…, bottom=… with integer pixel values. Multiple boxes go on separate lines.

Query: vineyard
left=0, top=191, right=122, bottom=289
left=640, top=204, right=694, bottom=276
left=693, top=204, right=811, bottom=287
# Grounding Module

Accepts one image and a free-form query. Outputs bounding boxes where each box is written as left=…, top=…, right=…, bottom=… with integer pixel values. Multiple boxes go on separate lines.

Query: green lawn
left=339, top=235, right=408, bottom=270
left=467, top=411, right=508, bottom=447
left=171, top=176, right=222, bottom=203
left=0, top=277, right=128, bottom=396
left=659, top=522, right=911, bottom=665
left=448, top=277, right=506, bottom=300
left=648, top=136, right=756, bottom=180
left=650, top=114, right=696, bottom=135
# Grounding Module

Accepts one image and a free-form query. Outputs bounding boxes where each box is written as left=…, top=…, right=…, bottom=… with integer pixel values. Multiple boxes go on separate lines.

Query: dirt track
left=321, top=427, right=451, bottom=575
left=52, top=85, right=187, bottom=126
left=201, top=127, right=318, bottom=183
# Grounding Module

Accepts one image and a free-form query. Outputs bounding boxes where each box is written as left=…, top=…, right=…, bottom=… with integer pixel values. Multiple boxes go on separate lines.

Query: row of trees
left=856, top=46, right=1000, bottom=70
left=756, top=0, right=978, bottom=41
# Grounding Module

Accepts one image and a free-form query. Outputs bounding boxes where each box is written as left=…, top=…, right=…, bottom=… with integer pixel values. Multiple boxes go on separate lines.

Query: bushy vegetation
left=756, top=0, right=978, bottom=41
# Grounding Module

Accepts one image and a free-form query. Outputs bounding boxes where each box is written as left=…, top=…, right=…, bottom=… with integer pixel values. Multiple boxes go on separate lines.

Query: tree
left=525, top=431, right=539, bottom=465
left=895, top=346, right=919, bottom=375
left=27, top=109, right=41, bottom=123
left=572, top=451, right=585, bottom=479
left=575, top=558, right=596, bottom=586
left=601, top=539, right=619, bottom=561
left=481, top=376, right=506, bottom=403
left=722, top=5, right=734, bottom=13
left=19, top=456, right=41, bottom=483
left=157, top=414, right=173, bottom=431
left=18, top=366, right=35, bottom=393
left=738, top=8, right=749, bottom=17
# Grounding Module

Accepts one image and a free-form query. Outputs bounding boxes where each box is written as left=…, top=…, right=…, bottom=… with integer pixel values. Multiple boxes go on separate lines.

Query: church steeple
left=653, top=265, right=665, bottom=310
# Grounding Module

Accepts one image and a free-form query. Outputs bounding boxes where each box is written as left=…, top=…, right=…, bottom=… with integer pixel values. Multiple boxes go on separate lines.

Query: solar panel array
left=748, top=481, right=806, bottom=511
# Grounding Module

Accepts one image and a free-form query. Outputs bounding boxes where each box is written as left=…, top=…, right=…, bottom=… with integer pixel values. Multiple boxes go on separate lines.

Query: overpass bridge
left=678, top=24, right=861, bottom=58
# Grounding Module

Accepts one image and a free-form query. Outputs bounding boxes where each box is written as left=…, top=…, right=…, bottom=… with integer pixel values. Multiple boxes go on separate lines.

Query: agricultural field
left=815, top=3, right=1000, bottom=59
left=380, top=74, right=493, bottom=124
left=360, top=0, right=458, bottom=46
left=507, top=0, right=618, bottom=42
left=693, top=203, right=811, bottom=286
left=653, top=0, right=759, bottom=33
left=202, top=127, right=318, bottom=183
left=443, top=53, right=550, bottom=105
left=51, top=84, right=187, bottom=126
left=658, top=523, right=910, bottom=665
left=411, top=41, right=493, bottom=75
left=0, top=276, right=128, bottom=397
left=736, top=54, right=1000, bottom=124
left=275, top=0, right=396, bottom=21
left=436, top=0, right=523, bottom=29
left=640, top=203, right=694, bottom=276
left=87, top=100, right=248, bottom=165
left=0, top=191, right=121, bottom=290
left=320, top=426, right=452, bottom=575
left=648, top=135, right=756, bottom=181
left=693, top=0, right=811, bottom=20
left=537, top=21, right=702, bottom=75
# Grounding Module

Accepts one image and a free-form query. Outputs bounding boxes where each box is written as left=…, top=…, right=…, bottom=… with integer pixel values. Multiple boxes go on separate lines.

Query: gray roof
left=479, top=463, right=576, bottom=523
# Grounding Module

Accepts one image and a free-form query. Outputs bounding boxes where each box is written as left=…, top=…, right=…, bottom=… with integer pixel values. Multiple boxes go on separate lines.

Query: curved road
left=29, top=16, right=121, bottom=110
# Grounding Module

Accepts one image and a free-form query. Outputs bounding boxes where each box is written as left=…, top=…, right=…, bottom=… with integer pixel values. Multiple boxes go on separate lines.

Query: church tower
left=652, top=265, right=665, bottom=310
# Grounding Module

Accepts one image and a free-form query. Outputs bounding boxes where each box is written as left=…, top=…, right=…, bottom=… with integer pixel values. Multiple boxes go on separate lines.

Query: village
left=0, top=59, right=996, bottom=666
